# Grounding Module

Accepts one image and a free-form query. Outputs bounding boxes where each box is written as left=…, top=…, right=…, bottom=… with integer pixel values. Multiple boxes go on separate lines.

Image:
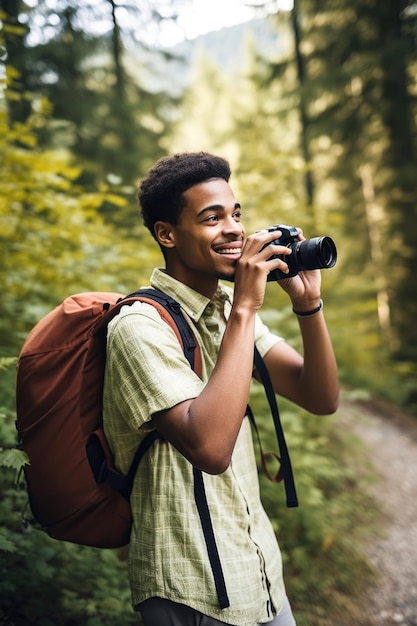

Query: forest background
left=1, top=1, right=416, bottom=625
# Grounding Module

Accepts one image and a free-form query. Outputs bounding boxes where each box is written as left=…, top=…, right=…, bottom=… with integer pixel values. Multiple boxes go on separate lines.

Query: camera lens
left=295, top=236, right=337, bottom=271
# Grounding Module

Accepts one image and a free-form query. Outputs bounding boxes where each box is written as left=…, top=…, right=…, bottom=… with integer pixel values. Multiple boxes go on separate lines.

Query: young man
left=103, top=152, right=339, bottom=626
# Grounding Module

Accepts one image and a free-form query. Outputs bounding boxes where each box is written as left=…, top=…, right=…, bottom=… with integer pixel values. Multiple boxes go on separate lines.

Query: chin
left=216, top=271, right=236, bottom=283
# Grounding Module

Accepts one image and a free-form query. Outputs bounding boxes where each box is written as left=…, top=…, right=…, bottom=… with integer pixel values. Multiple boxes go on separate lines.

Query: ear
left=154, top=221, right=176, bottom=249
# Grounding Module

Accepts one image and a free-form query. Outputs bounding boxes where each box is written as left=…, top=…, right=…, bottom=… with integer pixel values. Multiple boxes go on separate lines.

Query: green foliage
left=0, top=357, right=17, bottom=372
left=0, top=77, right=158, bottom=358
left=0, top=526, right=137, bottom=626
left=0, top=88, right=149, bottom=408
left=0, top=447, right=27, bottom=471
left=4, top=0, right=176, bottom=188
left=0, top=99, right=117, bottom=309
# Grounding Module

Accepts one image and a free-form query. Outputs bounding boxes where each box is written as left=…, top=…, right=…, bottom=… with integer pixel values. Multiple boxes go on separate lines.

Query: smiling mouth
left=215, top=248, right=242, bottom=255
left=213, top=243, right=243, bottom=256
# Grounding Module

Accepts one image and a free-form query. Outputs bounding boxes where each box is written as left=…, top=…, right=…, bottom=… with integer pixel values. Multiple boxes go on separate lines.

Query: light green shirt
left=103, top=269, right=286, bottom=625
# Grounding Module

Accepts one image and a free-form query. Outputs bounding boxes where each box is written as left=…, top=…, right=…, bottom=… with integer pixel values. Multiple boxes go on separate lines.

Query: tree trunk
left=359, top=164, right=395, bottom=351
left=291, top=0, right=315, bottom=218
left=376, top=0, right=417, bottom=365
left=107, top=0, right=125, bottom=101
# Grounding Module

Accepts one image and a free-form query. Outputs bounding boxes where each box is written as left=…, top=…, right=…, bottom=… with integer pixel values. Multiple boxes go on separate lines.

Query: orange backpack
left=15, top=288, right=201, bottom=549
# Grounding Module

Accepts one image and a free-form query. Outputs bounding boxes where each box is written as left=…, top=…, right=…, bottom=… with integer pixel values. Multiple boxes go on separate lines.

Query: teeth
left=217, top=248, right=241, bottom=254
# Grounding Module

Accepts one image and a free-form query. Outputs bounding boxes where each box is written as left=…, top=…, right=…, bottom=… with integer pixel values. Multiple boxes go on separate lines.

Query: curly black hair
left=138, top=152, right=231, bottom=240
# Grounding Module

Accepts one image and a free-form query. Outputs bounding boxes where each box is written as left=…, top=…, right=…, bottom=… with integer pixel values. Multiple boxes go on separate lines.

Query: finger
left=267, top=255, right=291, bottom=275
left=248, top=228, right=284, bottom=247
left=296, top=227, right=305, bottom=241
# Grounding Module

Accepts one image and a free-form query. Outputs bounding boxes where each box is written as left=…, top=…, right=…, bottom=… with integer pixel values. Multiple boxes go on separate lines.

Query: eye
left=233, top=209, right=242, bottom=220
left=204, top=214, right=220, bottom=223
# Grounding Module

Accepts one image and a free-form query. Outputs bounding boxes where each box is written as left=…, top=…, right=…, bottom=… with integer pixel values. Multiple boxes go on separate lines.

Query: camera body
left=264, top=224, right=337, bottom=281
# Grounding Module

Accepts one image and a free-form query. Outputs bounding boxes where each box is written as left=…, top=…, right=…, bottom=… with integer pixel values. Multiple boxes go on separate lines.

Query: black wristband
left=292, top=299, right=323, bottom=317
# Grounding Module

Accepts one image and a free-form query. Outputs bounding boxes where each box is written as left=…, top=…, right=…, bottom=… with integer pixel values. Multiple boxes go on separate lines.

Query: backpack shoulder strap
left=126, top=288, right=202, bottom=375
left=124, top=288, right=230, bottom=609
left=119, top=288, right=202, bottom=490
left=98, top=287, right=202, bottom=375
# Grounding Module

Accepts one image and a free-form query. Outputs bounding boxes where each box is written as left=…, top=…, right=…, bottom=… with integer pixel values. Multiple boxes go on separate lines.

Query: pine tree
left=1, top=0, right=180, bottom=190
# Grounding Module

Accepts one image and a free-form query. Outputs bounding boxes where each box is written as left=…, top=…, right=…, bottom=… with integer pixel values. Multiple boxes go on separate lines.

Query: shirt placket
left=201, top=301, right=223, bottom=360
left=228, top=458, right=275, bottom=621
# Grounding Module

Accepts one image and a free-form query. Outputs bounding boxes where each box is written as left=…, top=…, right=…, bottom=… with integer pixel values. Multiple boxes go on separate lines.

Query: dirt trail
left=338, top=394, right=417, bottom=626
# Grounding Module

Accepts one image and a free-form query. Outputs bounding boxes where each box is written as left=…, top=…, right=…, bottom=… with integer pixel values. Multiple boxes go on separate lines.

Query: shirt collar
left=150, top=268, right=232, bottom=323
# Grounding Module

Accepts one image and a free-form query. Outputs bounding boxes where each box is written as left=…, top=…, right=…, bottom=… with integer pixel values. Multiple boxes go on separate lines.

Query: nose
left=223, top=216, right=244, bottom=238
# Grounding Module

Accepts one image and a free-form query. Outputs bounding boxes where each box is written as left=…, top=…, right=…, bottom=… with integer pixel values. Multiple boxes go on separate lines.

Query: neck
left=164, top=263, right=219, bottom=300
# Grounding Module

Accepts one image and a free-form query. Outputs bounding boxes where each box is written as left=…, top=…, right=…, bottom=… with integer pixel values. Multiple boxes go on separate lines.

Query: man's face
left=164, top=178, right=246, bottom=296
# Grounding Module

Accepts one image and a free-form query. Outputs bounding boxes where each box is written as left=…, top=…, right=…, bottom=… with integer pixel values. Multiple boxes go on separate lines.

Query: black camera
left=264, top=224, right=337, bottom=281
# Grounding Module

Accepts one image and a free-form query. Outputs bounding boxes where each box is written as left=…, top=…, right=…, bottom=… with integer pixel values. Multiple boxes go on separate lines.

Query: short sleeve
left=254, top=313, right=284, bottom=358
left=105, top=301, right=205, bottom=431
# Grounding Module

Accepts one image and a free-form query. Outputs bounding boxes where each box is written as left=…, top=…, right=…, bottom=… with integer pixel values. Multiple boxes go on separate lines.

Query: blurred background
left=1, top=1, right=416, bottom=624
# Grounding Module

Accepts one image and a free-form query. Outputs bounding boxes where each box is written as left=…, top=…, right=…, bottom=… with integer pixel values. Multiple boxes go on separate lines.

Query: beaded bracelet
left=292, top=299, right=323, bottom=317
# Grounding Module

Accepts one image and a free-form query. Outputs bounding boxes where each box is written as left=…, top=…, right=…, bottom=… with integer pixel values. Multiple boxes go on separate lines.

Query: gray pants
left=138, top=596, right=296, bottom=626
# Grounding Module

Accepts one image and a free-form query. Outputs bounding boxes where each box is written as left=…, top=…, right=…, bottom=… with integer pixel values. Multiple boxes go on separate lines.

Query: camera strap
left=253, top=347, right=298, bottom=508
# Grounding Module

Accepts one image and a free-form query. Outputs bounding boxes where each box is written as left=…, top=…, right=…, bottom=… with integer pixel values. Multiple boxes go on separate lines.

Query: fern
left=0, top=448, right=28, bottom=471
